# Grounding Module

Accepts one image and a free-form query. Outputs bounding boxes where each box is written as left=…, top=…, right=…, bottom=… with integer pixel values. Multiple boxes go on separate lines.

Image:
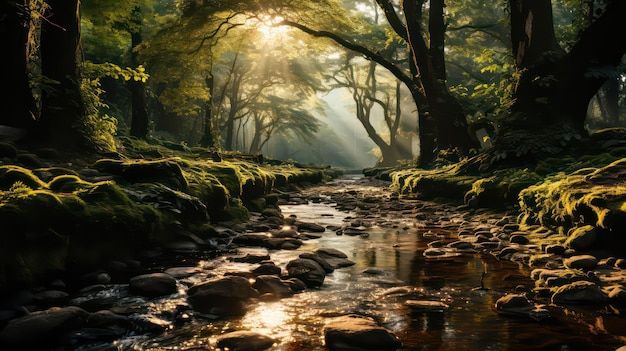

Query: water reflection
left=241, top=302, right=292, bottom=339
left=84, top=177, right=626, bottom=351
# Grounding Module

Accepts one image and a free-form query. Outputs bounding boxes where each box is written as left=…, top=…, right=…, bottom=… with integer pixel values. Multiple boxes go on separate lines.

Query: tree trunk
left=506, top=0, right=626, bottom=132
left=198, top=74, right=215, bottom=147
left=485, top=0, right=626, bottom=166
left=128, top=7, right=149, bottom=139
left=402, top=0, right=477, bottom=161
left=429, top=0, right=446, bottom=81
left=38, top=0, right=87, bottom=149
left=0, top=0, right=36, bottom=131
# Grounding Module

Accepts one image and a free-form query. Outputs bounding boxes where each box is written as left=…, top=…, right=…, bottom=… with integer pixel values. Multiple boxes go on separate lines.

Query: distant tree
left=329, top=56, right=412, bottom=166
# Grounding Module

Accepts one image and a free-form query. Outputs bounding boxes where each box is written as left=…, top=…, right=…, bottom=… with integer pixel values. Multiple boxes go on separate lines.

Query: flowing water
left=75, top=175, right=626, bottom=351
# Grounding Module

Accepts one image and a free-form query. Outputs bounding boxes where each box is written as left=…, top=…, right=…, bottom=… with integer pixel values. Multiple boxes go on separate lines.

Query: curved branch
left=374, top=0, right=408, bottom=42
left=278, top=19, right=418, bottom=93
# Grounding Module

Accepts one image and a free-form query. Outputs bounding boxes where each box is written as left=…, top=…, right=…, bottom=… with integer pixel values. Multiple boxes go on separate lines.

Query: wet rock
left=495, top=294, right=550, bottom=321
left=363, top=268, right=386, bottom=275
left=545, top=244, right=566, bottom=255
left=323, top=314, right=401, bottom=351
left=74, top=310, right=131, bottom=341
left=252, top=262, right=282, bottom=276
left=565, top=225, right=598, bottom=251
left=273, top=225, right=299, bottom=238
left=551, top=281, right=608, bottom=305
left=129, top=273, right=177, bottom=298
left=253, top=275, right=294, bottom=296
left=215, top=330, right=276, bottom=351
left=314, top=248, right=355, bottom=268
left=232, top=253, right=271, bottom=264
left=187, top=276, right=258, bottom=316
left=405, top=300, right=448, bottom=312
left=0, top=306, right=89, bottom=347
left=447, top=241, right=474, bottom=250
left=495, top=246, right=519, bottom=260
left=296, top=221, right=326, bottom=232
left=607, top=286, right=626, bottom=306
left=164, top=267, right=203, bottom=279
left=33, top=290, right=69, bottom=305
left=495, top=294, right=535, bottom=317
left=423, top=248, right=447, bottom=257
left=563, top=255, right=598, bottom=270
left=286, top=258, right=326, bottom=288
left=509, top=234, right=530, bottom=245
left=232, top=233, right=302, bottom=250
left=300, top=252, right=334, bottom=273
left=285, top=278, right=307, bottom=292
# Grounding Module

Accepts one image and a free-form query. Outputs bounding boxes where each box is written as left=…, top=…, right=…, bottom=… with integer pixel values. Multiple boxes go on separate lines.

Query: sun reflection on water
left=240, top=302, right=293, bottom=340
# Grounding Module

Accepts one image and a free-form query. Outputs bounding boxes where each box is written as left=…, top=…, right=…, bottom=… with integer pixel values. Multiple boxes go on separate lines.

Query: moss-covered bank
left=365, top=128, right=626, bottom=254
left=0, top=138, right=341, bottom=291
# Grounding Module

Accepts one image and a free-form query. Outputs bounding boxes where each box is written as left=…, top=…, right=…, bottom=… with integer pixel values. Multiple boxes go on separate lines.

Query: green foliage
left=84, top=61, right=149, bottom=83
left=79, top=77, right=118, bottom=151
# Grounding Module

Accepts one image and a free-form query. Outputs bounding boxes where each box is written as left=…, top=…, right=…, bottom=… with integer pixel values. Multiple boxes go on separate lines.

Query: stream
left=7, top=174, right=625, bottom=351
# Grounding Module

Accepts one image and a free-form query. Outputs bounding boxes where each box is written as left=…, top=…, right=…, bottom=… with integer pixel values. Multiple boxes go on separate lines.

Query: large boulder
left=187, top=276, right=258, bottom=316
left=253, top=275, right=294, bottom=297
left=286, top=258, right=326, bottom=288
left=314, top=248, right=355, bottom=269
left=215, top=330, right=276, bottom=351
left=565, top=225, right=598, bottom=251
left=551, top=281, right=608, bottom=305
left=323, top=314, right=401, bottom=351
left=0, top=306, right=89, bottom=347
left=129, top=273, right=178, bottom=297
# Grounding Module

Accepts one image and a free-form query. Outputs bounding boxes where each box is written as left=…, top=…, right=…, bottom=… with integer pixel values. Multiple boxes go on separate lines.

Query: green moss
left=0, top=165, right=48, bottom=190
left=519, top=158, right=626, bottom=232
left=93, top=158, right=189, bottom=190
left=48, top=175, right=91, bottom=193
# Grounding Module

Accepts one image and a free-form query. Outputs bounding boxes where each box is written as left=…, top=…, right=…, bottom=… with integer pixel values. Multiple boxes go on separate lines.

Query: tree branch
left=278, top=19, right=418, bottom=94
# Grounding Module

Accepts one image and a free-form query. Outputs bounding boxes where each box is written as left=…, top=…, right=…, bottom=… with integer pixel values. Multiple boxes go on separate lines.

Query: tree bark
left=128, top=7, right=149, bottom=139
left=38, top=0, right=87, bottom=149
left=0, top=0, right=36, bottom=130
left=402, top=0, right=476, bottom=159
left=198, top=74, right=216, bottom=147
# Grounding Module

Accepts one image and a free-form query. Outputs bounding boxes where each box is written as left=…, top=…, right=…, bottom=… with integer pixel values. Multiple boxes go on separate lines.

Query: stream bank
left=0, top=174, right=625, bottom=350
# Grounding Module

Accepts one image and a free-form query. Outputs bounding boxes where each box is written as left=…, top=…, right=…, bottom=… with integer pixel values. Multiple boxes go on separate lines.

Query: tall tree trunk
left=128, top=7, right=149, bottom=139
left=0, top=0, right=36, bottom=131
left=429, top=0, right=446, bottom=81
left=198, top=74, right=215, bottom=147
left=509, top=0, right=565, bottom=117
left=555, top=0, right=626, bottom=132
left=402, top=0, right=477, bottom=160
left=38, top=0, right=87, bottom=149
left=507, top=0, right=626, bottom=133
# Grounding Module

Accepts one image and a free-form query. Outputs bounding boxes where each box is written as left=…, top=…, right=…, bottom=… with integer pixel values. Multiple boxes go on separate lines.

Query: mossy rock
left=16, top=153, right=47, bottom=168
left=48, top=175, right=91, bottom=193
left=0, top=165, right=48, bottom=190
left=0, top=142, right=18, bottom=159
left=93, top=158, right=188, bottom=191
left=33, top=167, right=80, bottom=182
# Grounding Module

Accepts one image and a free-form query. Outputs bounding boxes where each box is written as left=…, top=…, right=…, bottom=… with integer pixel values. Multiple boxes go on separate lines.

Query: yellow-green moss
left=0, top=165, right=48, bottom=190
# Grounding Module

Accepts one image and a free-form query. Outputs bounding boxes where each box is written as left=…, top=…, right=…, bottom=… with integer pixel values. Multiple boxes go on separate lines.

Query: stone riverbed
left=1, top=174, right=626, bottom=351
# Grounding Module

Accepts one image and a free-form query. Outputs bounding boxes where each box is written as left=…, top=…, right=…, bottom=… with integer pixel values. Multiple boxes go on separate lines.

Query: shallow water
left=78, top=175, right=626, bottom=351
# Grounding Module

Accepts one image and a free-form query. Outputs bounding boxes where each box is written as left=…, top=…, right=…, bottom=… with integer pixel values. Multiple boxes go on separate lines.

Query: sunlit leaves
left=83, top=62, right=150, bottom=83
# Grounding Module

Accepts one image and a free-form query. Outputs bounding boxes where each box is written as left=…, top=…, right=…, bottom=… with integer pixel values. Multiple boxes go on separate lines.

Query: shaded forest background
left=1, top=0, right=625, bottom=168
